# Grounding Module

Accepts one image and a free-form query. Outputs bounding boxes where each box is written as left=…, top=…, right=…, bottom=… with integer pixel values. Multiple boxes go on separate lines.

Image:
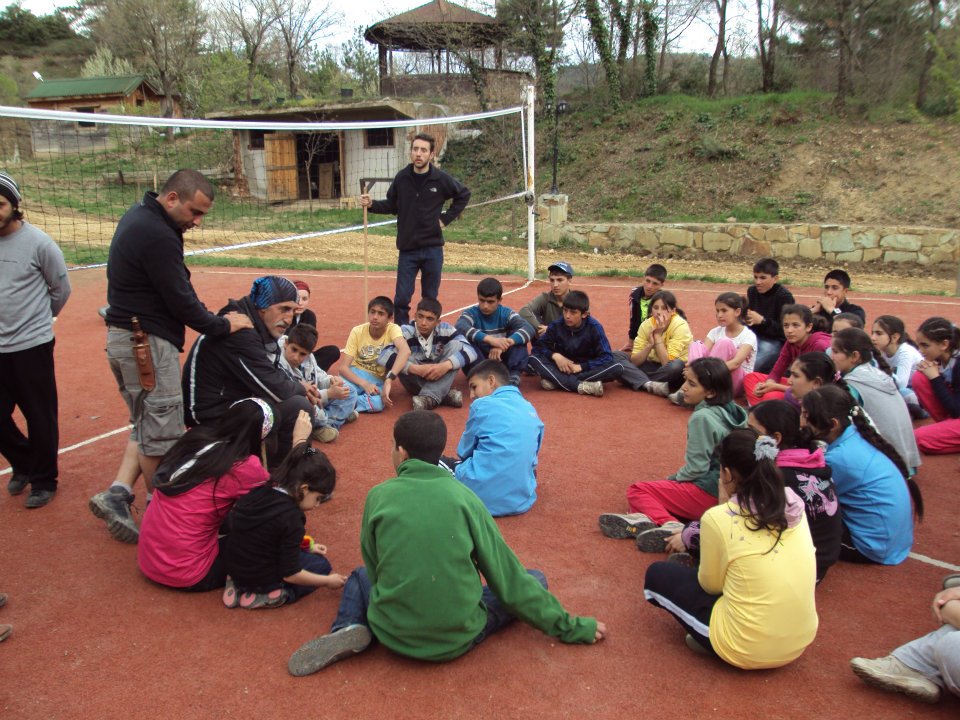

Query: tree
left=656, top=0, right=707, bottom=87
left=707, top=0, right=729, bottom=96
left=756, top=0, right=783, bottom=91
left=94, top=0, right=205, bottom=117
left=0, top=4, right=75, bottom=45
left=211, top=0, right=278, bottom=103
left=81, top=44, right=135, bottom=77
left=270, top=0, right=340, bottom=97
left=340, top=26, right=378, bottom=96
left=584, top=0, right=624, bottom=107
left=916, top=0, right=942, bottom=108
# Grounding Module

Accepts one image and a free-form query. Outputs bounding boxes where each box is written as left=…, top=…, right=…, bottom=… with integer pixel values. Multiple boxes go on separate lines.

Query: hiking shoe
left=943, top=573, right=960, bottom=590
left=89, top=486, right=139, bottom=544
left=310, top=426, right=339, bottom=443
left=850, top=655, right=940, bottom=704
left=7, top=473, right=29, bottom=496
left=0, top=624, right=10, bottom=643
left=644, top=381, right=670, bottom=397
left=539, top=379, right=557, bottom=391
left=636, top=521, right=685, bottom=553
left=412, top=395, right=438, bottom=411
left=344, top=410, right=359, bottom=424
left=685, top=633, right=710, bottom=656
left=667, top=551, right=697, bottom=567
left=25, top=489, right=56, bottom=509
left=668, top=390, right=689, bottom=407
left=598, top=512, right=656, bottom=539
left=288, top=624, right=373, bottom=677
left=577, top=380, right=603, bottom=397
left=442, top=389, right=463, bottom=408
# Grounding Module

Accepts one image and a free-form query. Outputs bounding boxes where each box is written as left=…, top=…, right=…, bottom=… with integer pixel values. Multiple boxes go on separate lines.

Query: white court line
left=0, top=424, right=131, bottom=476
left=909, top=553, right=960, bottom=572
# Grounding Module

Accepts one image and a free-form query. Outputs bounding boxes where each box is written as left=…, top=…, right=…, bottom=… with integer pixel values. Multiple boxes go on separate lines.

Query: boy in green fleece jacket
left=288, top=410, right=606, bottom=676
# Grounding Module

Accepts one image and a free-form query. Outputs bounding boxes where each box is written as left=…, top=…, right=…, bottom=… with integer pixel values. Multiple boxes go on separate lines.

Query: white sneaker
left=412, top=395, right=438, bottom=411
left=540, top=378, right=557, bottom=391
left=644, top=381, right=671, bottom=397
left=577, top=380, right=603, bottom=397
left=598, top=512, right=656, bottom=538
left=442, top=389, right=463, bottom=408
left=288, top=624, right=373, bottom=677
left=310, top=426, right=339, bottom=443
left=636, top=520, right=685, bottom=553
left=850, top=655, right=940, bottom=703
left=668, top=389, right=689, bottom=407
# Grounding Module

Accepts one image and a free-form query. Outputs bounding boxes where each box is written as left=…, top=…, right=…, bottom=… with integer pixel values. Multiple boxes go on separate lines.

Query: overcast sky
left=19, top=0, right=729, bottom=57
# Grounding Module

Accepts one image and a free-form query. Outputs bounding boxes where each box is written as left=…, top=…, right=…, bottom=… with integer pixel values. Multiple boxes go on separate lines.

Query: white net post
left=524, top=85, right=536, bottom=282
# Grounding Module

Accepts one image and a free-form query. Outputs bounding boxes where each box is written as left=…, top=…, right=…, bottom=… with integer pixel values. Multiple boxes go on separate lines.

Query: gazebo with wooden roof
left=364, top=0, right=524, bottom=101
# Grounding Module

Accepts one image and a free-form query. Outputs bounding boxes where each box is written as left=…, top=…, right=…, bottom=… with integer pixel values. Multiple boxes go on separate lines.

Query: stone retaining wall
left=536, top=195, right=959, bottom=266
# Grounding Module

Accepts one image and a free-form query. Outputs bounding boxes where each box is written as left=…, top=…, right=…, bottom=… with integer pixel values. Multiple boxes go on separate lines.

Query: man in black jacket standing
left=91, top=169, right=251, bottom=543
left=359, top=132, right=470, bottom=327
left=182, top=275, right=317, bottom=466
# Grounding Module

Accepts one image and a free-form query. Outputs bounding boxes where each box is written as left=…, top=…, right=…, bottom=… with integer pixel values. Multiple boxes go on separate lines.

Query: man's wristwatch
left=386, top=371, right=397, bottom=380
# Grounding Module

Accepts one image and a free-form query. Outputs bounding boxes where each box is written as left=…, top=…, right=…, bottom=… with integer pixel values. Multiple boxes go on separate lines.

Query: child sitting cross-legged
left=911, top=317, right=960, bottom=455
left=744, top=258, right=795, bottom=374
left=286, top=410, right=605, bottom=677
left=340, top=296, right=411, bottom=413
left=440, top=359, right=544, bottom=517
left=615, top=290, right=692, bottom=397
left=599, top=357, right=747, bottom=550
left=871, top=315, right=924, bottom=414
left=456, top=277, right=534, bottom=386
left=643, top=427, right=819, bottom=668
left=527, top=290, right=623, bottom=397
left=380, top=297, right=477, bottom=412
left=279, top=323, right=358, bottom=443
left=222, top=440, right=346, bottom=610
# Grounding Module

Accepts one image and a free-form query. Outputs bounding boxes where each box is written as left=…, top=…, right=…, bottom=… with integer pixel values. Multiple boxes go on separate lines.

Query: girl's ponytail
left=718, top=428, right=788, bottom=542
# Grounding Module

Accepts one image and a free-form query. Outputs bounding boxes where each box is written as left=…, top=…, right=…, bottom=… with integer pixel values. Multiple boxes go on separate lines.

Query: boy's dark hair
left=477, top=277, right=503, bottom=299
left=753, top=258, right=779, bottom=276
left=833, top=327, right=892, bottom=374
left=824, top=269, right=852, bottom=288
left=394, top=410, right=447, bottom=464
left=467, top=359, right=510, bottom=386
left=416, top=297, right=443, bottom=317
left=687, top=357, right=733, bottom=405
left=286, top=323, right=318, bottom=351
left=272, top=442, right=336, bottom=499
left=412, top=132, right=436, bottom=152
left=719, top=428, right=787, bottom=545
left=833, top=312, right=864, bottom=329
left=368, top=296, right=395, bottom=316
left=644, top=264, right=667, bottom=283
left=562, top=289, right=590, bottom=313
left=161, top=169, right=215, bottom=202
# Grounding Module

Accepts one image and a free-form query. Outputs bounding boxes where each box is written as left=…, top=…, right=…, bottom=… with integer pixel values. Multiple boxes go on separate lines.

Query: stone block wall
left=536, top=195, right=959, bottom=267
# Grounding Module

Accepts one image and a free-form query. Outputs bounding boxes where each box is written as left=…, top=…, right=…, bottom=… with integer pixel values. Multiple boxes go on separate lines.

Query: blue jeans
left=754, top=338, right=784, bottom=375
left=465, top=343, right=530, bottom=385
left=330, top=566, right=548, bottom=651
left=283, top=551, right=333, bottom=604
left=395, top=246, right=444, bottom=327
left=343, top=367, right=385, bottom=413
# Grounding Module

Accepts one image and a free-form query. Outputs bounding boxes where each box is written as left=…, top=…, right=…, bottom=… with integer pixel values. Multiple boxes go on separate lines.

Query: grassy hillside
left=445, top=91, right=960, bottom=229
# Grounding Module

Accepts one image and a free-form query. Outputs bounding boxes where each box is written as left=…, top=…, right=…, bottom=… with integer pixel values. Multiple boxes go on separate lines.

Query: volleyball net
left=0, top=86, right=537, bottom=278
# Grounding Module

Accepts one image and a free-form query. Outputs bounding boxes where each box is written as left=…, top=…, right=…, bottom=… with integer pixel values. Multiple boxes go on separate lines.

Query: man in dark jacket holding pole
left=359, top=132, right=470, bottom=327
left=182, top=275, right=318, bottom=465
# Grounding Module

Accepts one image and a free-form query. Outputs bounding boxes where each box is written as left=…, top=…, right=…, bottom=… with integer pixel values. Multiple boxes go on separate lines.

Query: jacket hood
left=776, top=446, right=826, bottom=469
left=845, top=362, right=898, bottom=396
left=230, top=484, right=299, bottom=532
left=224, top=295, right=281, bottom=351
left=698, top=399, right=748, bottom=426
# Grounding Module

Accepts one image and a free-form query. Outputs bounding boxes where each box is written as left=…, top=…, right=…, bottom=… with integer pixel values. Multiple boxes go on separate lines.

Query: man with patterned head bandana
left=0, top=172, right=71, bottom=509
left=91, top=169, right=253, bottom=543
left=182, top=275, right=319, bottom=466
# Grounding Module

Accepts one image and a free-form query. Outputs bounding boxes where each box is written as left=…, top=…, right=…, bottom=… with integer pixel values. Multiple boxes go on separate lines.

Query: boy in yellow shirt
left=340, top=296, right=411, bottom=412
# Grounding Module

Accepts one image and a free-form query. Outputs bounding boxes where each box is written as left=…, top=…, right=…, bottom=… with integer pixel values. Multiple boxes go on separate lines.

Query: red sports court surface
left=1, top=265, right=958, bottom=719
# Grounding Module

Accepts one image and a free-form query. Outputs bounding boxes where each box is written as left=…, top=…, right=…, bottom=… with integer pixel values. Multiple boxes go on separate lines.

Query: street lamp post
left=550, top=100, right=570, bottom=195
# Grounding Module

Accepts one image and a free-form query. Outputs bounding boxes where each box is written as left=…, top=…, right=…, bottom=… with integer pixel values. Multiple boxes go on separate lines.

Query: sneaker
left=577, top=380, right=603, bottom=397
left=25, top=489, right=56, bottom=509
left=539, top=379, right=557, bottom=391
left=667, top=551, right=697, bottom=567
left=598, top=512, right=656, bottom=539
left=685, top=633, right=710, bottom=656
left=6, top=473, right=29, bottom=496
left=943, top=573, right=960, bottom=590
left=0, top=592, right=7, bottom=608
left=288, top=624, right=373, bottom=677
left=238, top=588, right=288, bottom=610
left=344, top=410, right=359, bottom=424
left=222, top=577, right=239, bottom=609
left=97, top=305, right=109, bottom=320
left=442, top=389, right=463, bottom=408
left=636, top=521, right=685, bottom=553
left=412, top=395, right=438, bottom=411
left=668, top=390, right=689, bottom=407
left=310, top=426, right=339, bottom=443
left=644, top=381, right=671, bottom=397
left=850, top=655, right=940, bottom=704
left=0, top=624, right=10, bottom=643
left=89, top=486, right=139, bottom=544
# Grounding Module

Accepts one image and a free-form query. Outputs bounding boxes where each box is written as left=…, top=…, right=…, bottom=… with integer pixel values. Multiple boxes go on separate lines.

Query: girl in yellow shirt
left=615, top=290, right=692, bottom=397
left=643, top=427, right=819, bottom=669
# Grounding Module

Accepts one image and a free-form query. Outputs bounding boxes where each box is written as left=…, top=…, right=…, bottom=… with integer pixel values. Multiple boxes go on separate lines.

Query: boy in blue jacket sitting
left=528, top=290, right=623, bottom=397
left=456, top=277, right=534, bottom=386
left=440, top=360, right=544, bottom=516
